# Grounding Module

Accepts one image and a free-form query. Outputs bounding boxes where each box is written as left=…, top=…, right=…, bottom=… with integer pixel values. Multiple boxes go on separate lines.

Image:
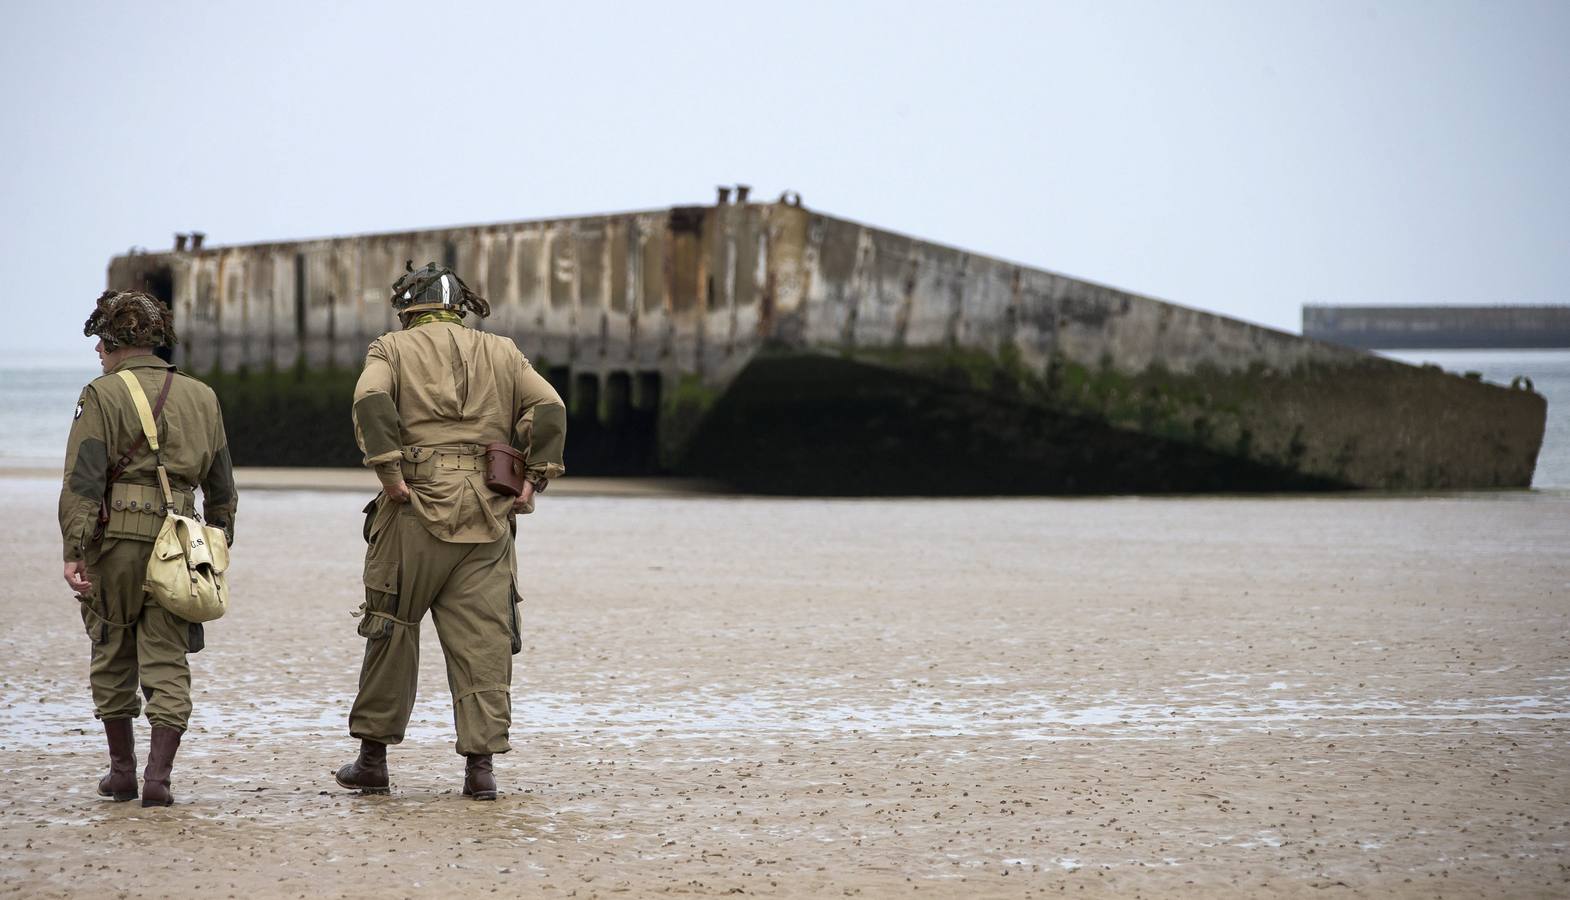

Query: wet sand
left=0, top=477, right=1566, bottom=898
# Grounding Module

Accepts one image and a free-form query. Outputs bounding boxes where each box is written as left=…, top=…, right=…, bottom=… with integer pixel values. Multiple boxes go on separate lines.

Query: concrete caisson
left=109, top=194, right=1547, bottom=492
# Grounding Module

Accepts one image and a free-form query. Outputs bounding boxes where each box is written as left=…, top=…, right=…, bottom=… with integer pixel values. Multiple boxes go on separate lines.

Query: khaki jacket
left=59, top=355, right=238, bottom=562
left=352, top=321, right=566, bottom=543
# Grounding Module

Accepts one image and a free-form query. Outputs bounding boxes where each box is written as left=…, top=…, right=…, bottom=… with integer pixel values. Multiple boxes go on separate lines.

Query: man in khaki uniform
left=60, top=291, right=238, bottom=807
left=334, top=262, right=565, bottom=800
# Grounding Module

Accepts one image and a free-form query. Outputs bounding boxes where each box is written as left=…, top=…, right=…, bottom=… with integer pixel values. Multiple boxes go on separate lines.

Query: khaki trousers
left=349, top=508, right=519, bottom=755
left=78, top=538, right=198, bottom=730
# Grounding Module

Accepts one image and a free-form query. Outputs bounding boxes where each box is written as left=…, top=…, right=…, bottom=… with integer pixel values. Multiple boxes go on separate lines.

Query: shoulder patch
left=74, top=399, right=84, bottom=420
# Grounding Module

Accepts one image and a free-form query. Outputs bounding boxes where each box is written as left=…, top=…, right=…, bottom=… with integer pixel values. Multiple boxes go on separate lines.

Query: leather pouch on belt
left=399, top=446, right=435, bottom=483
left=105, top=483, right=193, bottom=541
left=484, top=442, right=526, bottom=497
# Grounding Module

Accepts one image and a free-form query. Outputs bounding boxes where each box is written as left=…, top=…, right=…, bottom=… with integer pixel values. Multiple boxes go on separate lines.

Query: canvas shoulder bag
left=116, top=370, right=230, bottom=623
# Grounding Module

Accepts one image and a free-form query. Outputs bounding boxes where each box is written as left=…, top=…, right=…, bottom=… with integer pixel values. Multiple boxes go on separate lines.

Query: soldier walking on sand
left=334, top=262, right=566, bottom=800
left=61, top=291, right=238, bottom=807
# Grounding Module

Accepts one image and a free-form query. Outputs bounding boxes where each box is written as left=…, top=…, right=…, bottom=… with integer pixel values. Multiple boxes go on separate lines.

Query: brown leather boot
left=334, top=739, right=389, bottom=794
left=96, top=718, right=138, bottom=802
left=462, top=754, right=496, bottom=801
left=140, top=725, right=182, bottom=808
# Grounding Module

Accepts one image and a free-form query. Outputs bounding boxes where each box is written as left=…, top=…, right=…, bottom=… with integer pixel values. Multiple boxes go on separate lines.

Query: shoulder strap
left=106, top=371, right=175, bottom=482
left=116, top=370, right=162, bottom=451
left=114, top=370, right=177, bottom=511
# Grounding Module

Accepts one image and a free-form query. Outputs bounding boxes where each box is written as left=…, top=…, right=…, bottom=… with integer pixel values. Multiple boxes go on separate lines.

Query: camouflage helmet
left=389, top=261, right=491, bottom=319
left=83, top=290, right=177, bottom=350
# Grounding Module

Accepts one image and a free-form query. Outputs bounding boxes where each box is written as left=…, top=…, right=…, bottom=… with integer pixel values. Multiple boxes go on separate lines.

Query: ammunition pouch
left=399, top=446, right=435, bottom=483
left=104, top=482, right=195, bottom=542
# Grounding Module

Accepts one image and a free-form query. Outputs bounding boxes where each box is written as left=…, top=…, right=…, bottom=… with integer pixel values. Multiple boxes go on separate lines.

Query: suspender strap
left=115, top=370, right=177, bottom=511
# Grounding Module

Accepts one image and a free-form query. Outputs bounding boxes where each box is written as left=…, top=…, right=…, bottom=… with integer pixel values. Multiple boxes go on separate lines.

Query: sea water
left=2, top=350, right=1566, bottom=488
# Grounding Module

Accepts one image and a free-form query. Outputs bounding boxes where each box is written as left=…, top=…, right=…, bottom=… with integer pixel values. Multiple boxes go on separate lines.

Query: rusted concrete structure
left=108, top=191, right=1548, bottom=493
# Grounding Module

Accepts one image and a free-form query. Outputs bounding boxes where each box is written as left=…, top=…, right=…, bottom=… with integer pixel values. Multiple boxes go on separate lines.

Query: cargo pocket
left=187, top=622, right=205, bottom=654
left=78, top=589, right=108, bottom=645
left=356, top=560, right=401, bottom=640
left=508, top=582, right=523, bottom=655
left=365, top=496, right=400, bottom=552
left=361, top=498, right=378, bottom=545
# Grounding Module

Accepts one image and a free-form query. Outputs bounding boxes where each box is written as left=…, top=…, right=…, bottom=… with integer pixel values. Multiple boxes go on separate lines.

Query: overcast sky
left=3, top=0, right=1566, bottom=359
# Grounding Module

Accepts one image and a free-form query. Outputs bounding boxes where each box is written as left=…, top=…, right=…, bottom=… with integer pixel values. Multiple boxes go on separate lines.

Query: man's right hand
left=385, top=480, right=412, bottom=503
left=512, top=481, right=536, bottom=515
left=64, top=561, right=92, bottom=595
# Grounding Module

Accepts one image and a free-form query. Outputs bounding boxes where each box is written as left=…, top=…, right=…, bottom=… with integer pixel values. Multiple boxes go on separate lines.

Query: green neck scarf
left=405, top=310, right=465, bottom=329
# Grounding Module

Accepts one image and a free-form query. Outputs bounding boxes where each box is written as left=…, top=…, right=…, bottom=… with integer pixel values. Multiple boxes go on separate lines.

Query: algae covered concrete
left=107, top=193, right=1546, bottom=491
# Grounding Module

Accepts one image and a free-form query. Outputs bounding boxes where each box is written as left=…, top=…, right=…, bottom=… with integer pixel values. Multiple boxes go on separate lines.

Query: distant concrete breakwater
left=1306, top=305, right=1570, bottom=350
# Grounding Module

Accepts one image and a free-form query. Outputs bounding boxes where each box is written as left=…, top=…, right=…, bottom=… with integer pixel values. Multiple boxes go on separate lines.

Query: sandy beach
left=1, top=475, right=1566, bottom=897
